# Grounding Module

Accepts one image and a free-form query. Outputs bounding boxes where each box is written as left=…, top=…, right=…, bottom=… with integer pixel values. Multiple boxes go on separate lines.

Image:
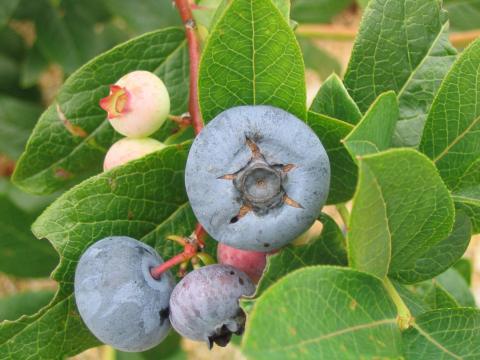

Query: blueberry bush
left=1, top=0, right=480, bottom=358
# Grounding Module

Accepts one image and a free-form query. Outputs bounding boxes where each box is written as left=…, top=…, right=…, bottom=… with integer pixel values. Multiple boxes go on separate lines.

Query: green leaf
left=0, top=194, right=58, bottom=278
left=0, top=290, right=54, bottom=322
left=306, top=111, right=357, bottom=204
left=13, top=28, right=189, bottom=195
left=115, top=333, right=186, bottom=360
left=410, top=281, right=460, bottom=310
left=403, top=308, right=480, bottom=359
left=0, top=290, right=100, bottom=358
left=348, top=149, right=455, bottom=282
left=344, top=0, right=457, bottom=147
left=343, top=91, right=398, bottom=159
left=299, top=39, right=341, bottom=81
left=243, top=267, right=402, bottom=359
left=32, top=143, right=190, bottom=284
left=309, top=73, right=361, bottom=125
left=444, top=0, right=480, bottom=32
left=198, top=0, right=306, bottom=122
left=0, top=0, right=19, bottom=28
left=453, top=258, right=473, bottom=286
left=419, top=39, right=480, bottom=233
left=255, top=213, right=347, bottom=296
left=393, top=282, right=432, bottom=317
left=0, top=95, right=42, bottom=159
left=19, top=44, right=49, bottom=88
left=290, top=0, right=353, bottom=23
left=436, top=268, right=476, bottom=308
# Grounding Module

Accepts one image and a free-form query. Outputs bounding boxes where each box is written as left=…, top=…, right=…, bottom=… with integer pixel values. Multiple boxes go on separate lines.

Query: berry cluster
left=74, top=71, right=330, bottom=352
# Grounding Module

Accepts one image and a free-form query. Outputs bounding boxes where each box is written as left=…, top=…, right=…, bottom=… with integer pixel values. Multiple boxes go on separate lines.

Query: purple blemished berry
left=103, top=137, right=165, bottom=171
left=100, top=70, right=170, bottom=138
left=169, top=264, right=255, bottom=349
left=74, top=236, right=175, bottom=352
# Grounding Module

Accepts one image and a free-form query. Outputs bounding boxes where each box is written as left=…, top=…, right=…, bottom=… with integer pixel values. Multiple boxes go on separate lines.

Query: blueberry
left=185, top=105, right=330, bottom=251
left=103, top=137, right=165, bottom=171
left=100, top=70, right=170, bottom=138
left=217, top=243, right=269, bottom=283
left=74, top=236, right=175, bottom=352
left=169, top=264, right=255, bottom=348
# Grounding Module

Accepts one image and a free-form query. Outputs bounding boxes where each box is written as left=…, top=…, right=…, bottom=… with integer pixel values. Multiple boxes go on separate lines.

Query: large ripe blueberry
left=74, top=236, right=175, bottom=352
left=185, top=105, right=330, bottom=251
left=169, top=264, right=255, bottom=348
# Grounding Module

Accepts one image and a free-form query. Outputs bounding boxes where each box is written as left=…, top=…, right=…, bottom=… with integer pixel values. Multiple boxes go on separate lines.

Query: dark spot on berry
left=239, top=277, right=244, bottom=285
left=159, top=307, right=169, bottom=326
left=208, top=325, right=233, bottom=349
left=230, top=216, right=239, bottom=223
left=264, top=243, right=270, bottom=247
left=229, top=271, right=235, bottom=275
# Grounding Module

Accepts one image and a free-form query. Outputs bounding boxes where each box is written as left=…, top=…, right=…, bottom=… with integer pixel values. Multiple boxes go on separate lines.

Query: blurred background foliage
left=0, top=0, right=478, bottom=359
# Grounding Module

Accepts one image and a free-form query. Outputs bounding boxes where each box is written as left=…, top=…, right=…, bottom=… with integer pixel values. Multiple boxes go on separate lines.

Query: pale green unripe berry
left=103, top=137, right=165, bottom=171
left=100, top=71, right=170, bottom=138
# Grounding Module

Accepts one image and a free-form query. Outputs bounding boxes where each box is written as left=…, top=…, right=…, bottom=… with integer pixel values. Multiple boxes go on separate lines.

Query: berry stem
left=151, top=242, right=197, bottom=279
left=174, top=0, right=204, bottom=135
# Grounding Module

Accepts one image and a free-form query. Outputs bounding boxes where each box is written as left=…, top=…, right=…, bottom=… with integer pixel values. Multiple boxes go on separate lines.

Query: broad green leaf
left=0, top=194, right=58, bottom=278
left=343, top=91, right=398, bottom=159
left=344, top=0, right=457, bottom=147
left=309, top=73, right=361, bottom=125
left=0, top=96, right=42, bottom=159
left=444, top=0, right=480, bottom=32
left=306, top=111, right=357, bottom=204
left=348, top=149, right=455, bottom=282
left=411, top=281, right=460, bottom=310
left=420, top=39, right=480, bottom=233
left=436, top=268, right=476, bottom=307
left=243, top=267, right=402, bottom=359
left=299, top=39, right=341, bottom=81
left=393, top=282, right=432, bottom=317
left=104, top=0, right=181, bottom=33
left=115, top=333, right=186, bottom=360
left=0, top=289, right=100, bottom=358
left=32, top=143, right=190, bottom=284
left=255, top=213, right=347, bottom=296
left=13, top=28, right=189, bottom=195
left=393, top=212, right=471, bottom=284
left=198, top=0, right=306, bottom=122
left=0, top=290, right=54, bottom=321
left=291, top=0, right=353, bottom=23
left=0, top=0, right=19, bottom=28
left=403, top=308, right=480, bottom=359
left=454, top=258, right=473, bottom=285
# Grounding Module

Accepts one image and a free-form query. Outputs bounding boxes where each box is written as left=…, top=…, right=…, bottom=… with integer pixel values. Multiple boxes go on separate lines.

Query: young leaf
left=0, top=194, right=58, bottom=278
left=420, top=39, right=480, bottom=233
left=435, top=268, right=476, bottom=308
left=309, top=73, right=361, bottom=125
left=255, top=213, right=347, bottom=296
left=343, top=91, right=398, bottom=159
left=198, top=0, right=306, bottom=122
left=344, top=0, right=457, bottom=147
left=13, top=28, right=189, bottom=195
left=306, top=112, right=357, bottom=204
left=0, top=96, right=42, bottom=160
left=348, top=149, right=455, bottom=282
left=243, top=267, right=402, bottom=359
left=403, top=308, right=480, bottom=359
left=32, top=143, right=190, bottom=284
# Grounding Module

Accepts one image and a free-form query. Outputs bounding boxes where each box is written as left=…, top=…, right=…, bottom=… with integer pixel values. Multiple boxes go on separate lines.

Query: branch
left=174, top=0, right=204, bottom=135
left=296, top=24, right=480, bottom=48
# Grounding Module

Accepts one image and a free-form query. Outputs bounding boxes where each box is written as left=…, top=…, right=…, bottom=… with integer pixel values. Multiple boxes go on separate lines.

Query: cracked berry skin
left=217, top=243, right=268, bottom=283
left=185, top=105, right=330, bottom=251
left=103, top=137, right=165, bottom=171
left=74, top=236, right=175, bottom=352
left=169, top=264, right=255, bottom=348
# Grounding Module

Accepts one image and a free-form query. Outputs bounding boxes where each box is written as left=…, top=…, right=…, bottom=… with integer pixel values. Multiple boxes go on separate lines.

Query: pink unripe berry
left=100, top=71, right=170, bottom=138
left=103, top=137, right=165, bottom=171
left=217, top=243, right=269, bottom=283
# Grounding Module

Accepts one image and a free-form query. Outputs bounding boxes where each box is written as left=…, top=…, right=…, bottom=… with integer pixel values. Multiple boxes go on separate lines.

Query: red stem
left=174, top=0, right=204, bottom=135
left=0, top=155, right=15, bottom=177
left=150, top=243, right=197, bottom=279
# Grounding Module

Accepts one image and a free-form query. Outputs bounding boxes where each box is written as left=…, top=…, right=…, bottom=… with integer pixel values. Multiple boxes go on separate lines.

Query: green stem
left=383, top=277, right=413, bottom=330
